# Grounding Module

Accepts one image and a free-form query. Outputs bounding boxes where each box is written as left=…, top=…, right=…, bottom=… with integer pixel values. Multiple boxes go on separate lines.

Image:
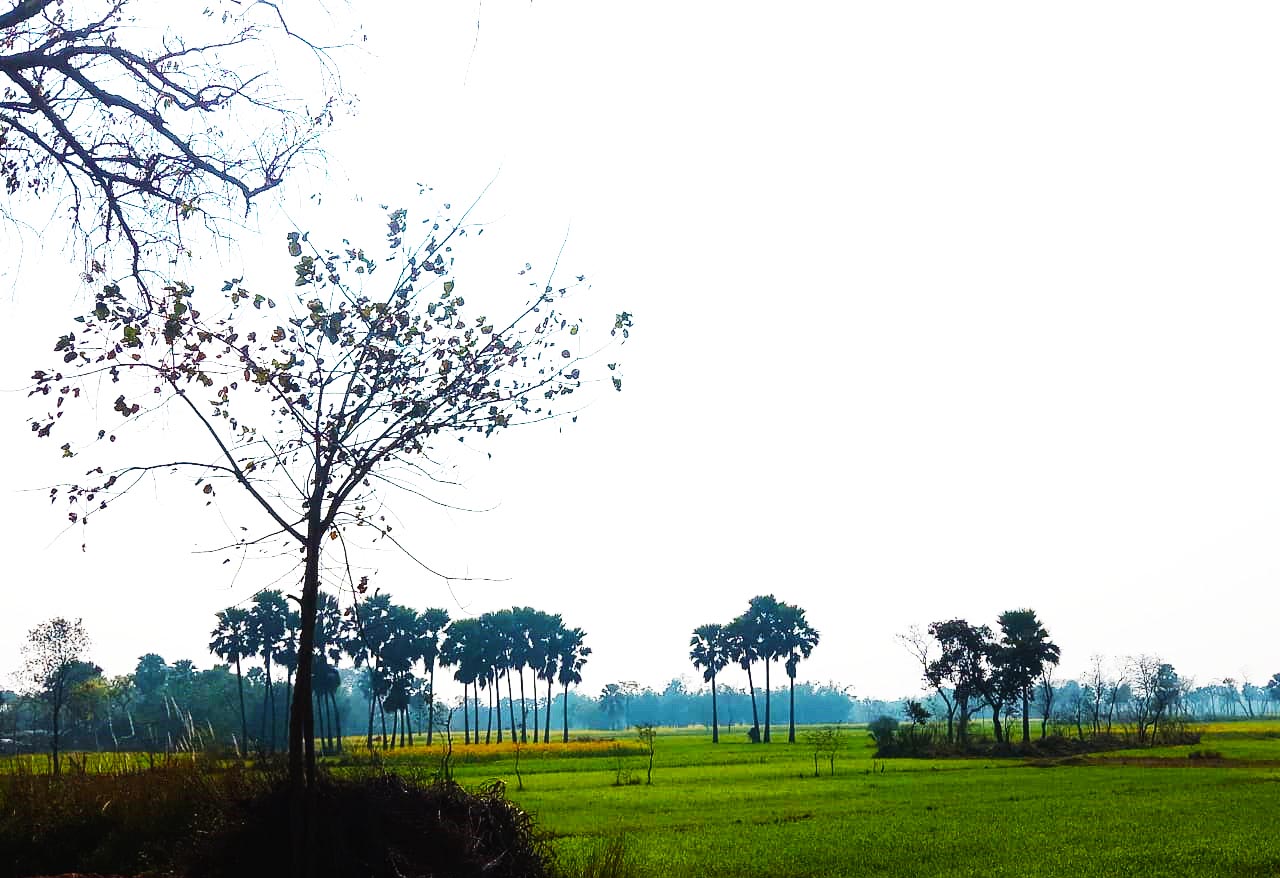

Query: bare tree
left=1, top=0, right=343, bottom=283
left=31, top=202, right=629, bottom=863
left=21, top=616, right=91, bottom=775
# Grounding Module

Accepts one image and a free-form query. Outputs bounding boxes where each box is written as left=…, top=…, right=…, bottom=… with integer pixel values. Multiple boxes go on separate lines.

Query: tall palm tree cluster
left=689, top=594, right=819, bottom=745
left=210, top=592, right=590, bottom=753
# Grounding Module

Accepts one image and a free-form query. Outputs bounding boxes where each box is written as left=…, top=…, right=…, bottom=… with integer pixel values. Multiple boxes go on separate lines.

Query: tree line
left=11, top=603, right=1280, bottom=772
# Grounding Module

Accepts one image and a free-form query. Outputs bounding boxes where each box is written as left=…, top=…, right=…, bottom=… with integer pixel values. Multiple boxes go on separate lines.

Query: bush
left=0, top=760, right=555, bottom=878
left=867, top=716, right=899, bottom=750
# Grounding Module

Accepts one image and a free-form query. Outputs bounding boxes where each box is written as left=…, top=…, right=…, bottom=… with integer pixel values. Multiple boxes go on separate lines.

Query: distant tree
left=635, top=723, right=657, bottom=785
left=899, top=625, right=958, bottom=742
left=527, top=610, right=563, bottom=744
left=994, top=609, right=1061, bottom=744
left=556, top=627, right=590, bottom=742
left=925, top=619, right=994, bottom=745
left=209, top=606, right=252, bottom=753
left=0, top=0, right=342, bottom=284
left=744, top=595, right=787, bottom=743
left=599, top=684, right=626, bottom=731
left=725, top=613, right=763, bottom=742
left=1127, top=656, right=1182, bottom=744
left=776, top=603, right=819, bottom=744
left=247, top=591, right=289, bottom=752
left=417, top=607, right=450, bottom=746
left=689, top=623, right=730, bottom=743
left=21, top=617, right=91, bottom=774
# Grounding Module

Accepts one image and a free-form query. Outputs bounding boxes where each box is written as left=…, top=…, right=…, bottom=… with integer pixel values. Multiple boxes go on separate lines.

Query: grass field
left=402, top=722, right=1280, bottom=877
left=4, top=722, right=1279, bottom=877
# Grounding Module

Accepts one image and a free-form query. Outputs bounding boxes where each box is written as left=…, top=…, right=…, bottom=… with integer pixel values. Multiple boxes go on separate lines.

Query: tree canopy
left=0, top=0, right=342, bottom=281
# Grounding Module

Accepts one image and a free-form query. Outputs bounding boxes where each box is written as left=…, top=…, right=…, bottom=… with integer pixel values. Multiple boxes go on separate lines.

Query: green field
left=5, top=722, right=1280, bottom=877
left=369, top=722, right=1280, bottom=877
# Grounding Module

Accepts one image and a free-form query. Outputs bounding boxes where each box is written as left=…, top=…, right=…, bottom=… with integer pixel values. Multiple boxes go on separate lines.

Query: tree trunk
left=763, top=660, right=772, bottom=743
left=562, top=681, right=570, bottom=743
left=262, top=657, right=273, bottom=753
left=486, top=677, right=493, bottom=745
left=366, top=685, right=376, bottom=750
left=518, top=668, right=527, bottom=743
left=50, top=689, right=62, bottom=776
left=1022, top=688, right=1031, bottom=744
left=788, top=674, right=797, bottom=744
left=544, top=676, right=553, bottom=744
left=287, top=521, right=322, bottom=878
left=745, top=663, right=760, bottom=740
left=462, top=682, right=470, bottom=745
left=234, top=654, right=247, bottom=757
left=426, top=665, right=436, bottom=746
left=991, top=702, right=1004, bottom=744
left=710, top=670, right=719, bottom=744
left=506, top=669, right=517, bottom=743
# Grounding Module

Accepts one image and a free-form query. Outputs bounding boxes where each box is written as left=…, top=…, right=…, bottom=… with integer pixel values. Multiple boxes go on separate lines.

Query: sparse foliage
left=0, top=0, right=344, bottom=283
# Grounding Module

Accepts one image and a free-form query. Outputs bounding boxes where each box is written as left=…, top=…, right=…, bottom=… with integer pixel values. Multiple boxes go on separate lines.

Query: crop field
left=4, top=722, right=1279, bottom=877
left=402, top=722, right=1280, bottom=877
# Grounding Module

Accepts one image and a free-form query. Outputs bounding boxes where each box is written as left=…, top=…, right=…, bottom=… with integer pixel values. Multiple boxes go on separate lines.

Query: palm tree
left=440, top=617, right=484, bottom=745
left=725, top=614, right=762, bottom=742
left=996, top=609, right=1061, bottom=744
left=417, top=607, right=450, bottom=746
left=509, top=607, right=537, bottom=743
left=689, top=623, right=730, bottom=743
left=745, top=595, right=787, bottom=743
left=556, top=626, right=590, bottom=742
left=775, top=603, right=819, bottom=743
left=528, top=611, right=564, bottom=743
left=248, top=590, right=289, bottom=752
left=313, top=593, right=347, bottom=753
left=209, top=606, right=252, bottom=753
left=599, top=683, right=626, bottom=730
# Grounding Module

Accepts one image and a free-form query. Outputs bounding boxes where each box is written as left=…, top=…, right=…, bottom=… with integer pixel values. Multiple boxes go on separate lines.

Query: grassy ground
left=429, top=722, right=1280, bottom=878
left=4, top=722, right=1279, bottom=877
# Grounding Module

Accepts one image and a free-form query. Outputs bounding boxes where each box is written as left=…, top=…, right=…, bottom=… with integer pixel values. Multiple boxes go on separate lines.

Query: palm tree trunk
left=788, top=675, right=797, bottom=744
left=486, top=676, right=494, bottom=744
left=426, top=665, right=436, bottom=746
left=518, top=668, right=527, bottom=743
left=234, top=654, right=247, bottom=756
left=562, top=681, right=570, bottom=743
left=331, top=691, right=343, bottom=754
left=506, top=669, right=517, bottom=742
left=710, top=670, right=719, bottom=744
left=261, top=657, right=273, bottom=752
left=745, top=663, right=760, bottom=740
left=544, top=676, right=553, bottom=743
left=764, top=660, right=772, bottom=743
left=366, top=685, right=376, bottom=750
left=462, top=682, right=470, bottom=745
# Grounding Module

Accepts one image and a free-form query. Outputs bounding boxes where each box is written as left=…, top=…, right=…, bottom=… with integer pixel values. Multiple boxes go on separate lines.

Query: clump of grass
left=575, top=836, right=642, bottom=878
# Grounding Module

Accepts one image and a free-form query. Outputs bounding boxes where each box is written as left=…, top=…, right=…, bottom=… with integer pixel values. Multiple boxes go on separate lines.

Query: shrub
left=867, top=716, right=899, bottom=750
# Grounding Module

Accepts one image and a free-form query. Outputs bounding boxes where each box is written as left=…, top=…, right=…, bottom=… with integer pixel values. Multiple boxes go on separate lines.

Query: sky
left=3, top=1, right=1280, bottom=701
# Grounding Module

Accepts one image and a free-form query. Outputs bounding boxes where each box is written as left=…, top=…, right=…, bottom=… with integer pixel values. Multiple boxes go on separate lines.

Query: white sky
left=3, top=1, right=1280, bottom=700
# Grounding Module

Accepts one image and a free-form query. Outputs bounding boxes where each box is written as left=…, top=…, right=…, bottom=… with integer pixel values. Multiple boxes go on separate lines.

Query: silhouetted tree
left=556, top=627, right=590, bottom=742
left=21, top=617, right=91, bottom=774
left=34, top=201, right=628, bottom=822
left=995, top=609, right=1060, bottom=745
left=209, top=607, right=252, bottom=753
left=689, top=623, right=730, bottom=743
left=0, top=0, right=342, bottom=283
left=776, top=602, right=819, bottom=744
